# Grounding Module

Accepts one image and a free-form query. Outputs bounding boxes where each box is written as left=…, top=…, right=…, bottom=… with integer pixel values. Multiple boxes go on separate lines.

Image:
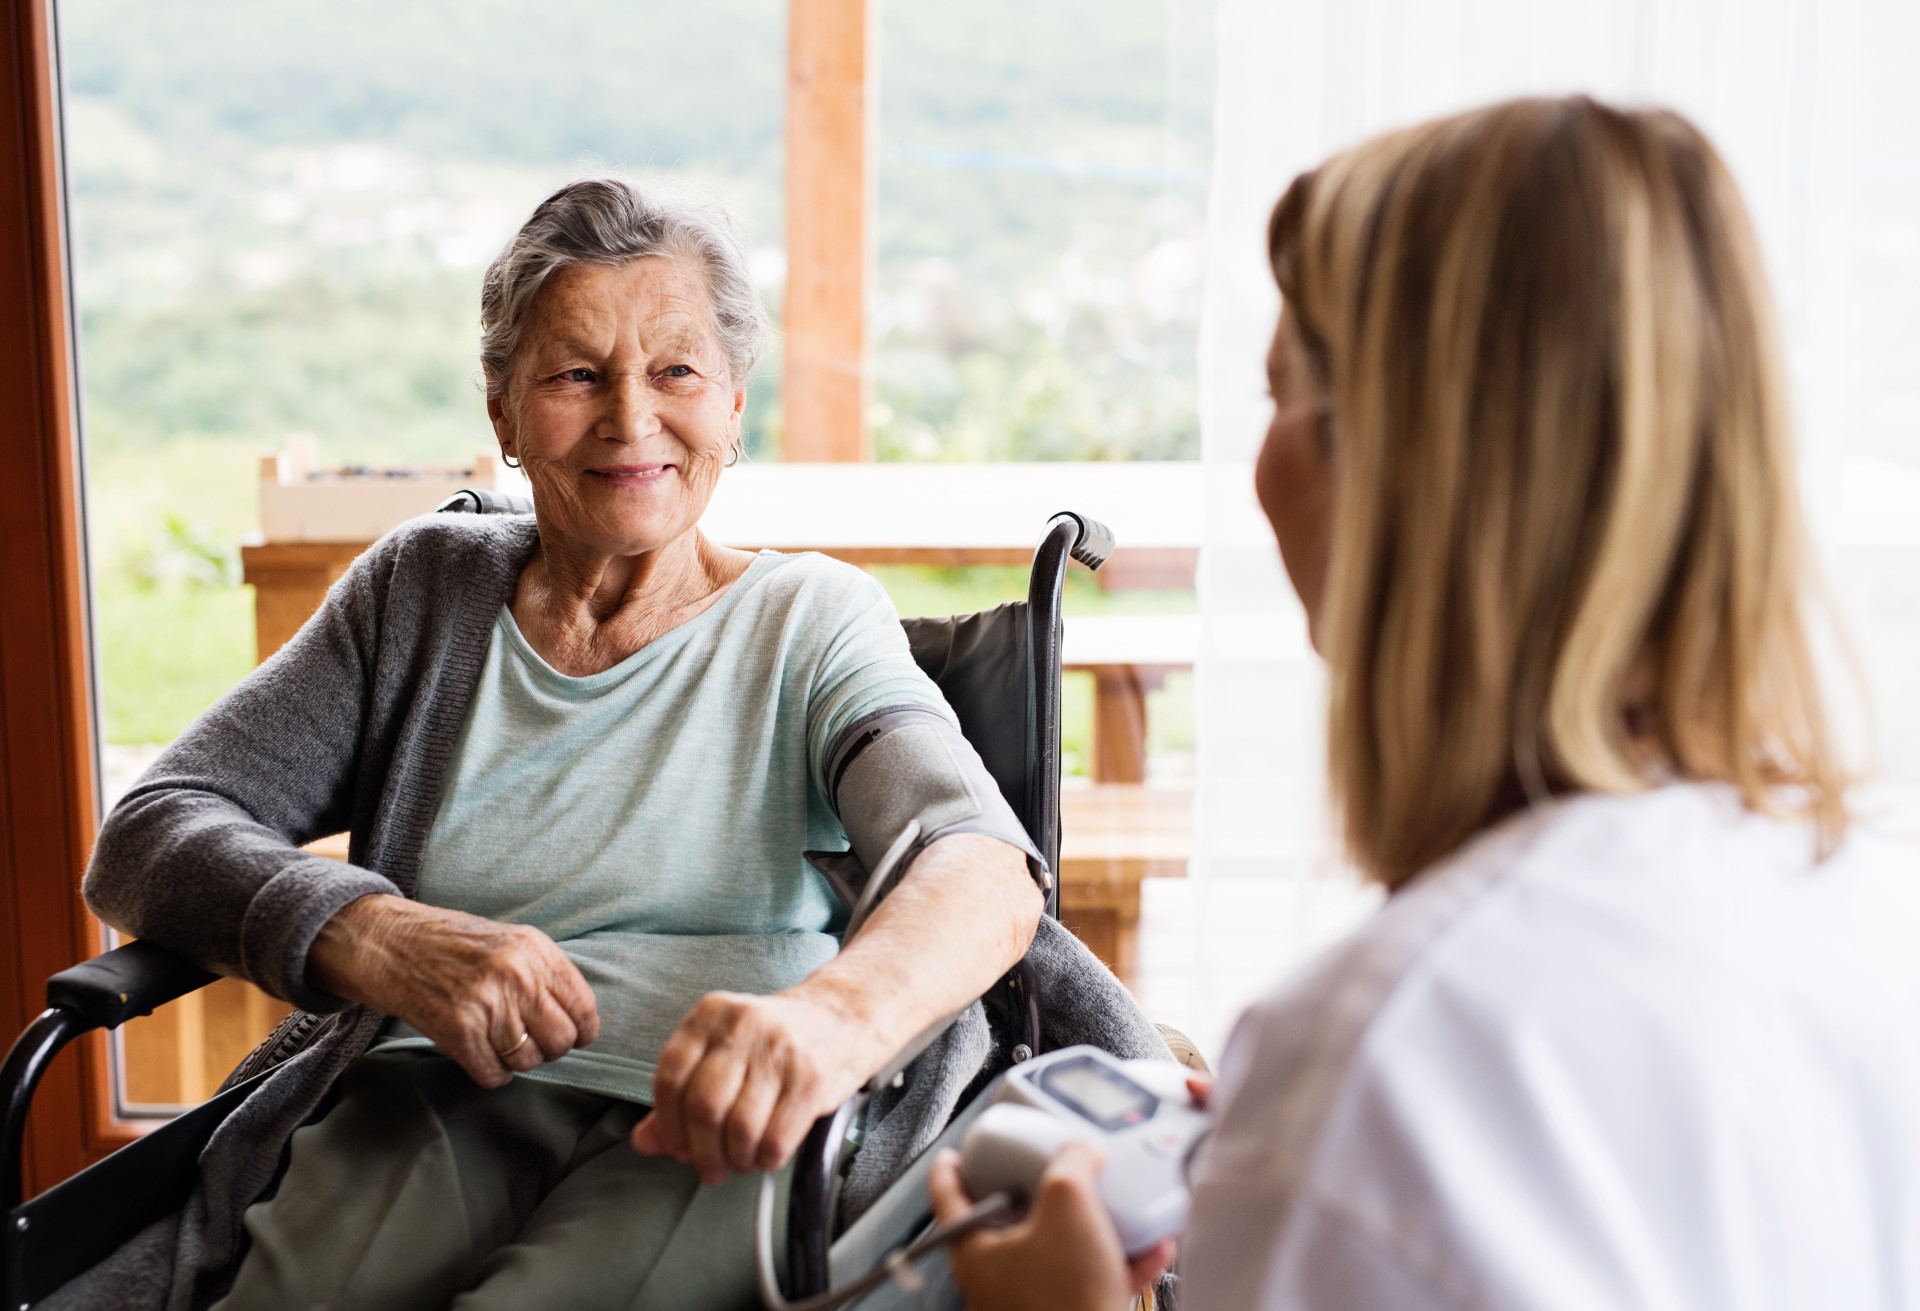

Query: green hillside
left=58, top=0, right=1212, bottom=745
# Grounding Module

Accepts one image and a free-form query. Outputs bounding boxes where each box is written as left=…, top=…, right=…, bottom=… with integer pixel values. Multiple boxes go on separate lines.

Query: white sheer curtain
left=1181, top=0, right=1920, bottom=1056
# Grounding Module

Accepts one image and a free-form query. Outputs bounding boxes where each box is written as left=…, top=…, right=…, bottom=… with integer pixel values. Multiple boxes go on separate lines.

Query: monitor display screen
left=1038, top=1056, right=1159, bottom=1130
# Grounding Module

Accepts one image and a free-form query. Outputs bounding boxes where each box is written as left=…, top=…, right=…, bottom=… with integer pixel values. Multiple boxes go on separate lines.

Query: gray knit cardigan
left=61, top=514, right=1171, bottom=1311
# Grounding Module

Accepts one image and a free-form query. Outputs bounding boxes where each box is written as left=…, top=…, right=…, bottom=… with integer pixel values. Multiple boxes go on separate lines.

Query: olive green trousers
left=212, top=1048, right=781, bottom=1311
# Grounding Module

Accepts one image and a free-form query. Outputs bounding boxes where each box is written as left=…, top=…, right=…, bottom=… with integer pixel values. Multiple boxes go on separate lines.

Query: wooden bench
left=248, top=626, right=1200, bottom=995
left=297, top=782, right=1198, bottom=983
left=1061, top=613, right=1197, bottom=783
left=301, top=795, right=1193, bottom=979
left=1057, top=783, right=1191, bottom=983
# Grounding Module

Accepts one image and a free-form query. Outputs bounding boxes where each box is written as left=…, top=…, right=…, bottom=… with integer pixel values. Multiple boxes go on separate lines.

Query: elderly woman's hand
left=633, top=833, right=1043, bottom=1185
left=630, top=982, right=889, bottom=1186
left=308, top=893, right=601, bottom=1088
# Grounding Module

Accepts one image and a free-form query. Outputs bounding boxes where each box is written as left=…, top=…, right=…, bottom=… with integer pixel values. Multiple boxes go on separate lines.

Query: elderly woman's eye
left=661, top=365, right=695, bottom=379
left=560, top=368, right=596, bottom=383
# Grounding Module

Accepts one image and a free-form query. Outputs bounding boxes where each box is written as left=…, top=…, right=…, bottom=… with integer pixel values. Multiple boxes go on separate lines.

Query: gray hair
left=479, top=175, right=769, bottom=397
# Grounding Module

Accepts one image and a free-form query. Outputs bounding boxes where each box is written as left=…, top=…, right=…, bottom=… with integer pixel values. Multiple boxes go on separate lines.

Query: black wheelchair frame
left=1, top=508, right=1114, bottom=1308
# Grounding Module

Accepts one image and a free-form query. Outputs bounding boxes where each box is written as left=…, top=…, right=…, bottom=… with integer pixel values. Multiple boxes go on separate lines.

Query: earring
left=725, top=442, right=742, bottom=468
left=502, top=453, right=521, bottom=469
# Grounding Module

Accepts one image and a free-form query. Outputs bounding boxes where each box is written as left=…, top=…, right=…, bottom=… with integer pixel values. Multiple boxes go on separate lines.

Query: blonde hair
left=1269, top=96, right=1848, bottom=886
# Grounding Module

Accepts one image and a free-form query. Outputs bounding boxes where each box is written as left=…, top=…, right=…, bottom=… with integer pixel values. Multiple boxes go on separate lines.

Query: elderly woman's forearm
left=79, top=540, right=407, bottom=1009
left=83, top=782, right=399, bottom=1008
left=794, top=832, right=1042, bottom=1055
left=305, top=892, right=403, bottom=1002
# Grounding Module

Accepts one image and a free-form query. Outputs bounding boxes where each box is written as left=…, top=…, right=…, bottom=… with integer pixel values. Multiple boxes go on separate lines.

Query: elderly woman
left=77, top=177, right=1056, bottom=1310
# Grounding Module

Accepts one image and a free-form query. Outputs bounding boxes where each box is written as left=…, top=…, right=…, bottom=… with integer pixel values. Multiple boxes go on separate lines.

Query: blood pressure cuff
left=808, top=706, right=1051, bottom=921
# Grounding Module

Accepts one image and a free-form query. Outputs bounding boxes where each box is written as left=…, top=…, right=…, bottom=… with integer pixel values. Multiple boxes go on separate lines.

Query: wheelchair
left=2, top=509, right=1130, bottom=1309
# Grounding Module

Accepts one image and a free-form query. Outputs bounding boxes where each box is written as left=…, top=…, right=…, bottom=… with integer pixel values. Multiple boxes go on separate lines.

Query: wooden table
left=697, top=461, right=1217, bottom=589
left=243, top=462, right=1226, bottom=603
left=244, top=540, right=1198, bottom=785
left=242, top=461, right=1246, bottom=778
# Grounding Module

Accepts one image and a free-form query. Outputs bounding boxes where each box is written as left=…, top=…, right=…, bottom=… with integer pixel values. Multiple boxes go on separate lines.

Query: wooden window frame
left=0, top=0, right=878, bottom=1196
left=0, top=0, right=139, bottom=1194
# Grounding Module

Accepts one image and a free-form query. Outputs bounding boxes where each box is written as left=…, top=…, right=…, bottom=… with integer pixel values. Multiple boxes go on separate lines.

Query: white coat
left=1184, top=784, right=1920, bottom=1310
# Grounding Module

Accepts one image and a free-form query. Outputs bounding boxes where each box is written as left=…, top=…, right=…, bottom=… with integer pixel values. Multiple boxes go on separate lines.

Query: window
left=62, top=0, right=790, bottom=1112
left=873, top=0, right=1213, bottom=462
left=29, top=0, right=1217, bottom=1141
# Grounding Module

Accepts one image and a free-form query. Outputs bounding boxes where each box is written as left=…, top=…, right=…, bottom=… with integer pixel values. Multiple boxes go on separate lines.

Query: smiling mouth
left=585, top=464, right=676, bottom=485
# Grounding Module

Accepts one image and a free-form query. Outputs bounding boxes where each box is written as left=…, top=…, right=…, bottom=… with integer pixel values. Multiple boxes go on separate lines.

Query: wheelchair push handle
left=1057, top=512, right=1116, bottom=572
left=436, top=488, right=534, bottom=515
left=1040, top=511, right=1115, bottom=573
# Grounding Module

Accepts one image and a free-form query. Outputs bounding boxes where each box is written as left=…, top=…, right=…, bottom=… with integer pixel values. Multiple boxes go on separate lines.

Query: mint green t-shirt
left=374, top=550, right=952, bottom=1103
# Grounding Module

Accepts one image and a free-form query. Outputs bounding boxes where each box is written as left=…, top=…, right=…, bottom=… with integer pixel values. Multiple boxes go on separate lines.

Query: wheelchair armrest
left=6, top=944, right=217, bottom=1214
left=45, top=941, right=218, bottom=1032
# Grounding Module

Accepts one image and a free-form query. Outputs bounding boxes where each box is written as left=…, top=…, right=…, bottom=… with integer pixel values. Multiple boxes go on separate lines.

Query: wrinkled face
left=490, top=257, right=744, bottom=559
left=1254, top=310, right=1336, bottom=653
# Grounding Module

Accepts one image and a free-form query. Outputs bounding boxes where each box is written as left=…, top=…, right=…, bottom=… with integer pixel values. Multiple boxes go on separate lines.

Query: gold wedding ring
left=497, top=1031, right=531, bottom=1059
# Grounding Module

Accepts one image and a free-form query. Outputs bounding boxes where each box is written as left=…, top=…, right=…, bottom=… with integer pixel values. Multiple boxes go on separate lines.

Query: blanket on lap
left=44, top=919, right=1173, bottom=1311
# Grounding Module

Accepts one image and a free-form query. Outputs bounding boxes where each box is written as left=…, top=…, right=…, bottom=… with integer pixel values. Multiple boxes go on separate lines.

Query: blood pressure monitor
left=958, top=1045, right=1209, bottom=1255
left=756, top=1045, right=1207, bottom=1311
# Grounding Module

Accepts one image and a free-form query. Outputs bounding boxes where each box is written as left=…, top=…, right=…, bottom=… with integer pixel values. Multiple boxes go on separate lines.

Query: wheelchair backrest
left=900, top=604, right=1033, bottom=839
left=900, top=601, right=1062, bottom=921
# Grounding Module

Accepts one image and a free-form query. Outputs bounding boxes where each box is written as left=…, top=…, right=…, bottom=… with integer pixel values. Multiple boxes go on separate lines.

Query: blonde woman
left=929, top=97, right=1920, bottom=1310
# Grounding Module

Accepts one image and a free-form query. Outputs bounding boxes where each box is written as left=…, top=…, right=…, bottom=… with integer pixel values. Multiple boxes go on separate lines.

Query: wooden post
left=240, top=541, right=362, bottom=661
left=784, top=0, right=872, bottom=462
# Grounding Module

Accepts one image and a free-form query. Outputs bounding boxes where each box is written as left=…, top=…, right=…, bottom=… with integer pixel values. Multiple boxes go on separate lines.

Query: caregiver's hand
left=631, top=984, right=887, bottom=1186
left=927, top=1141, right=1176, bottom=1311
left=307, top=893, right=600, bottom=1088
